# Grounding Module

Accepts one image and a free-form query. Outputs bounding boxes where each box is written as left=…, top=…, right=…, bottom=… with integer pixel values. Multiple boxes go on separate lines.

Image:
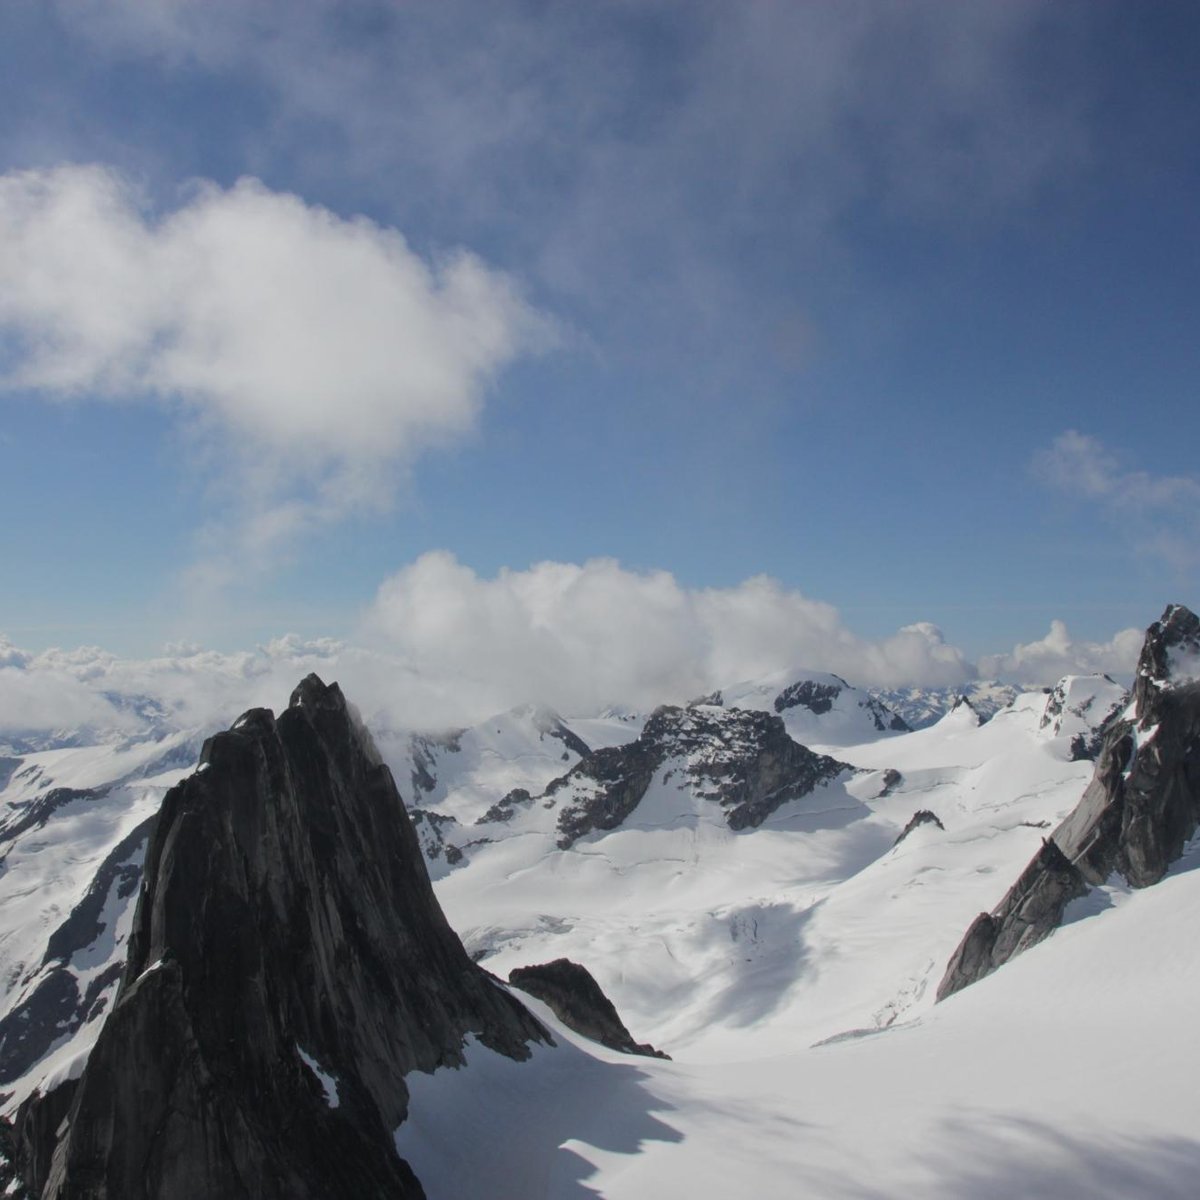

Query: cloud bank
left=0, top=556, right=1155, bottom=737
left=978, top=619, right=1142, bottom=687
left=0, top=164, right=549, bottom=573
left=363, top=553, right=977, bottom=719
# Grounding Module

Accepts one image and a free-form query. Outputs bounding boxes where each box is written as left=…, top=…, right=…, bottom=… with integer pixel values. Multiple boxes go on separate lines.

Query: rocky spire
left=938, top=605, right=1200, bottom=1001
left=30, top=675, right=546, bottom=1199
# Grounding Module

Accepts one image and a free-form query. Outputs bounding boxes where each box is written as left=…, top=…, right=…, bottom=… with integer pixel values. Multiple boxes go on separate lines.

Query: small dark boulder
left=509, top=959, right=669, bottom=1059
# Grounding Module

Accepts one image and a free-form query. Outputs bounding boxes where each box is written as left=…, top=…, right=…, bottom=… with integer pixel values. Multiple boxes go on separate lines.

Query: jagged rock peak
left=1135, top=603, right=1200, bottom=699
left=937, top=606, right=1200, bottom=1002
left=29, top=674, right=546, bottom=1200
left=508, top=959, right=669, bottom=1059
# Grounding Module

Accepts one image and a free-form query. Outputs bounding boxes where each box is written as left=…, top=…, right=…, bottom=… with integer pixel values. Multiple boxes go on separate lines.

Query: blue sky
left=1, top=0, right=1198, bottom=696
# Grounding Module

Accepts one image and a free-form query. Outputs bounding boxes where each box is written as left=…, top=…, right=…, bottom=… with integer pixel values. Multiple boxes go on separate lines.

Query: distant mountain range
left=1, top=609, right=1197, bottom=1196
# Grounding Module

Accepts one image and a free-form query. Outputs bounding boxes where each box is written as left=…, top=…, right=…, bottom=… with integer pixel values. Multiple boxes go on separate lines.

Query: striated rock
left=552, top=705, right=848, bottom=848
left=508, top=959, right=668, bottom=1059
left=938, top=605, right=1200, bottom=1001
left=937, top=839, right=1089, bottom=1000
left=30, top=674, right=546, bottom=1200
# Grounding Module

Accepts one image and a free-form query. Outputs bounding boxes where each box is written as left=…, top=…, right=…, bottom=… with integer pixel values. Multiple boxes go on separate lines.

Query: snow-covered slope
left=0, top=729, right=203, bottom=1106
left=378, top=704, right=640, bottom=879
left=7, top=621, right=1200, bottom=1197
left=429, top=681, right=1121, bottom=1062
left=399, top=832, right=1200, bottom=1199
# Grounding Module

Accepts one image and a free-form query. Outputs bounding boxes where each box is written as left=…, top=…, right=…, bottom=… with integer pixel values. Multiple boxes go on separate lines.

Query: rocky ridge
left=19, top=675, right=546, bottom=1199
left=551, top=704, right=849, bottom=848
left=938, top=605, right=1200, bottom=1000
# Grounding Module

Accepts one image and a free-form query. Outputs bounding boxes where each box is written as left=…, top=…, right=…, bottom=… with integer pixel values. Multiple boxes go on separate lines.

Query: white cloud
left=0, top=575, right=1159, bottom=738
left=0, top=655, right=133, bottom=735
left=977, top=619, right=1143, bottom=687
left=2, top=564, right=980, bottom=738
left=0, top=164, right=550, bottom=571
left=362, top=552, right=976, bottom=719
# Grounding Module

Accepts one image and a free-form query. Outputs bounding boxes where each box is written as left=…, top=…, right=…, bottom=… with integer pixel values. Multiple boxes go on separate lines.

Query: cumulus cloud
left=977, top=619, right=1143, bottom=687
left=0, top=164, right=549, bottom=573
left=2, top=560, right=983, bottom=739
left=361, top=552, right=976, bottom=719
left=0, top=569, right=1158, bottom=738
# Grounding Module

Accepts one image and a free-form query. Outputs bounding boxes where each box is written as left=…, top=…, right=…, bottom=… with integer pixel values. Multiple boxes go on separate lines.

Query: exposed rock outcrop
left=775, top=678, right=909, bottom=732
left=26, top=675, right=546, bottom=1200
left=894, top=809, right=943, bottom=845
left=938, top=605, right=1200, bottom=1001
left=508, top=959, right=668, bottom=1059
left=552, top=705, right=849, bottom=848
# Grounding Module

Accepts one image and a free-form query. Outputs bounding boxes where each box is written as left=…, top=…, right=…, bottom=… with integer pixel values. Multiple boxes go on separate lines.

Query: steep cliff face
left=938, top=605, right=1200, bottom=1001
left=32, top=675, right=546, bottom=1199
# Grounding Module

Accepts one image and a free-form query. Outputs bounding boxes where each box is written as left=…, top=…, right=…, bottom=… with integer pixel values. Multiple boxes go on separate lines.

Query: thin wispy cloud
left=51, top=1, right=1094, bottom=353
left=1033, top=430, right=1200, bottom=569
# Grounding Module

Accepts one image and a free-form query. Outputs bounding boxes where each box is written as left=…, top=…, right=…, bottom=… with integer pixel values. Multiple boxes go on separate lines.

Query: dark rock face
left=553, top=705, right=848, bottom=848
left=894, top=809, right=943, bottom=845
left=774, top=679, right=841, bottom=716
left=14, top=1080, right=76, bottom=1198
left=508, top=959, right=668, bottom=1059
left=878, top=768, right=903, bottom=797
left=32, top=675, right=546, bottom=1200
left=479, top=787, right=533, bottom=825
left=938, top=605, right=1200, bottom=1001
left=937, top=839, right=1089, bottom=1001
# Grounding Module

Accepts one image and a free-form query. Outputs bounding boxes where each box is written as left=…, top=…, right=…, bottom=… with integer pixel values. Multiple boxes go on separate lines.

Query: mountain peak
left=28, top=676, right=546, bottom=1199
left=1136, top=603, right=1200, bottom=690
left=288, top=671, right=346, bottom=710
